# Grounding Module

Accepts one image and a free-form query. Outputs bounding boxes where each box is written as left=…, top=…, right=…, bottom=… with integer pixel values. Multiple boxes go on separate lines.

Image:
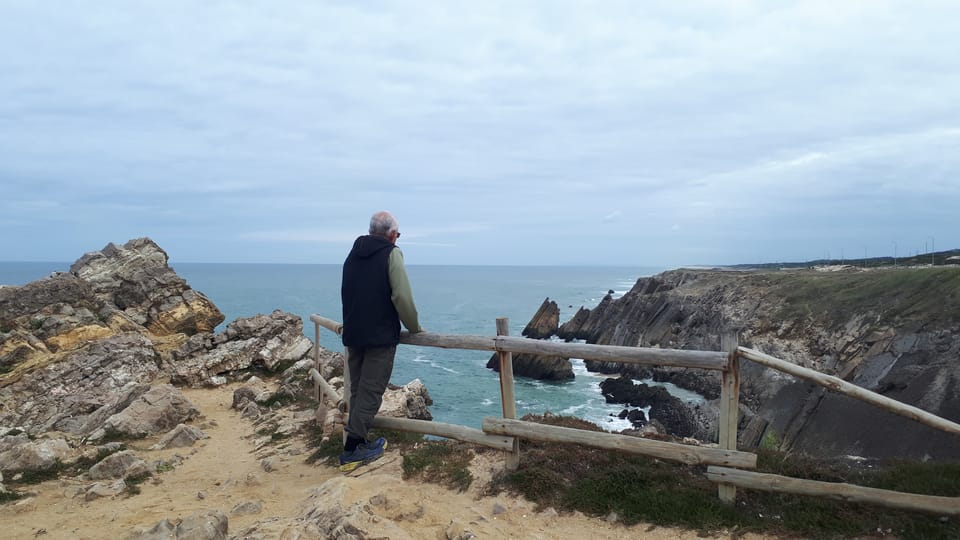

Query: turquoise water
left=1, top=262, right=705, bottom=431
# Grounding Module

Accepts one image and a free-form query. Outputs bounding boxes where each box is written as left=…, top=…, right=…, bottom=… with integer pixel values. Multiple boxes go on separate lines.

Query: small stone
left=231, top=500, right=263, bottom=516
left=197, top=491, right=206, bottom=500
left=492, top=503, right=506, bottom=515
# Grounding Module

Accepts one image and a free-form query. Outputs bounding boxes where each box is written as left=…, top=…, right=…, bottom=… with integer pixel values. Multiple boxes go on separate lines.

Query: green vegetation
left=124, top=471, right=152, bottom=496
left=0, top=490, right=24, bottom=503
left=476, top=415, right=960, bottom=539
left=256, top=392, right=298, bottom=409
left=759, top=267, right=960, bottom=328
left=402, top=441, right=474, bottom=492
left=730, top=249, right=960, bottom=271
left=13, top=462, right=64, bottom=485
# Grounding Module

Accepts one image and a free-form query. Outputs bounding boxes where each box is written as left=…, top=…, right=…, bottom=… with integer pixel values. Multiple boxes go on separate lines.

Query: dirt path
left=2, top=384, right=772, bottom=539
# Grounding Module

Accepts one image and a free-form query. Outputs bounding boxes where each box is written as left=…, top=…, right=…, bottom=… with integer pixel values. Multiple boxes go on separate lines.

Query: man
left=339, top=210, right=424, bottom=471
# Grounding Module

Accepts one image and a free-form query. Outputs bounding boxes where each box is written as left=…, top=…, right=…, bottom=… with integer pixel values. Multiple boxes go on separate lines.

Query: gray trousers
left=345, top=345, right=396, bottom=440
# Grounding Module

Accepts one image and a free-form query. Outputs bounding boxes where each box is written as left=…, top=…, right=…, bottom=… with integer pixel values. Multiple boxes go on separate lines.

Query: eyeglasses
left=395, top=231, right=401, bottom=239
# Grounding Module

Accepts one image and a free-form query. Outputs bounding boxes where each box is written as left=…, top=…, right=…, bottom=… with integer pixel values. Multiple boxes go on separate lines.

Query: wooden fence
left=308, top=313, right=959, bottom=517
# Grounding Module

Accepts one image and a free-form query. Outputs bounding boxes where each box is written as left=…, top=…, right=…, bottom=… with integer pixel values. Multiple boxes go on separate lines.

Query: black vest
left=341, top=235, right=399, bottom=347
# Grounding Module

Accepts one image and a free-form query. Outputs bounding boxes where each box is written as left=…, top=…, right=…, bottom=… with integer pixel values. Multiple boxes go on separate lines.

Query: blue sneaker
left=366, top=436, right=387, bottom=450
left=338, top=439, right=387, bottom=472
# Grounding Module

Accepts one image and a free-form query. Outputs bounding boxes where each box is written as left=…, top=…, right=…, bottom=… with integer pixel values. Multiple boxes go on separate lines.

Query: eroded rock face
left=69, top=238, right=224, bottom=335
left=170, top=310, right=315, bottom=386
left=1, top=237, right=223, bottom=396
left=0, top=333, right=162, bottom=436
left=522, top=298, right=560, bottom=339
left=555, top=268, right=960, bottom=461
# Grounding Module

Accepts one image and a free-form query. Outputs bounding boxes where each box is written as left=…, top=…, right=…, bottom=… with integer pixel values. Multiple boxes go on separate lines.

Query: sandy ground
left=2, top=384, right=774, bottom=539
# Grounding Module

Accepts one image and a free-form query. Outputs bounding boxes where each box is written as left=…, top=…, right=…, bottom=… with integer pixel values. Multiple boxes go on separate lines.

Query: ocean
left=1, top=262, right=706, bottom=431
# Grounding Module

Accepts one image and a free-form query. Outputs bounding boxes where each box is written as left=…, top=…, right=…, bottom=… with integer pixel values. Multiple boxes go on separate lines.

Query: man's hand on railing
left=335, top=324, right=344, bottom=335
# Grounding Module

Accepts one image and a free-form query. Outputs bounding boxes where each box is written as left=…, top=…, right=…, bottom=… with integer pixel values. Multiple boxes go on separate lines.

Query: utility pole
left=892, top=241, right=898, bottom=267
left=929, top=236, right=935, bottom=266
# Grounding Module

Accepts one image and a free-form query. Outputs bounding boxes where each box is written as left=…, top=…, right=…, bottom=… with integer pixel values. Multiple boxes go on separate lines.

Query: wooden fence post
left=314, top=321, right=322, bottom=402
left=497, top=317, right=520, bottom=471
left=718, top=331, right=740, bottom=504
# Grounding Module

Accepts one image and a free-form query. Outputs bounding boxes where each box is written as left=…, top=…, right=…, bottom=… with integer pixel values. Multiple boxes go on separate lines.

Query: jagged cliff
left=557, top=267, right=960, bottom=462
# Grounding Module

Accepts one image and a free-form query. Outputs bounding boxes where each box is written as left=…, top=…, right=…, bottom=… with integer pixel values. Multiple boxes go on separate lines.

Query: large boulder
left=170, top=310, right=315, bottom=386
left=0, top=437, right=72, bottom=476
left=87, top=384, right=200, bottom=442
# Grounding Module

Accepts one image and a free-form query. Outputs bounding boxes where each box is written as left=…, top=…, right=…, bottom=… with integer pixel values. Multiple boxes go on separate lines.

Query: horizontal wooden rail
left=372, top=416, right=515, bottom=451
left=401, top=331, right=498, bottom=351
left=311, top=314, right=728, bottom=370
left=483, top=417, right=757, bottom=468
left=310, top=314, right=343, bottom=335
left=493, top=335, right=728, bottom=370
left=308, top=368, right=343, bottom=407
left=707, top=466, right=960, bottom=517
left=738, top=346, right=960, bottom=437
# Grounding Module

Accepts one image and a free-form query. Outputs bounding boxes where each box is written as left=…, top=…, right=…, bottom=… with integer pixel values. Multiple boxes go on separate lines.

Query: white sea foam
left=410, top=353, right=459, bottom=374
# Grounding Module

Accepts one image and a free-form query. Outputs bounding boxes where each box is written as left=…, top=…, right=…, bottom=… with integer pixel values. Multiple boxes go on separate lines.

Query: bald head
left=369, top=211, right=399, bottom=238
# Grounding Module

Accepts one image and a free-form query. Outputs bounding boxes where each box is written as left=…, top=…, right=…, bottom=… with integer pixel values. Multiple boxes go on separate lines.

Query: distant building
left=946, top=256, right=960, bottom=265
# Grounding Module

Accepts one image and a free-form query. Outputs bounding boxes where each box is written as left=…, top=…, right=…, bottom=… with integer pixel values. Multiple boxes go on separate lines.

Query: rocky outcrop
left=0, top=238, right=222, bottom=379
left=522, top=298, right=560, bottom=339
left=0, top=238, right=430, bottom=495
left=554, top=268, right=960, bottom=461
left=486, top=298, right=573, bottom=381
left=69, top=238, right=223, bottom=335
left=486, top=352, right=574, bottom=380
left=599, top=376, right=699, bottom=437
left=170, top=310, right=315, bottom=386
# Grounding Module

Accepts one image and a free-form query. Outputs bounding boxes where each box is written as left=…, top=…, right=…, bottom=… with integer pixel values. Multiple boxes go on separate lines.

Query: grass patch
left=864, top=462, right=960, bottom=496
left=762, top=268, right=960, bottom=328
left=13, top=460, right=66, bottom=485
left=98, top=427, right=138, bottom=444
left=484, top=415, right=960, bottom=539
left=0, top=490, right=24, bottom=503
left=401, top=441, right=473, bottom=492
left=124, top=471, right=153, bottom=497
left=257, top=392, right=297, bottom=409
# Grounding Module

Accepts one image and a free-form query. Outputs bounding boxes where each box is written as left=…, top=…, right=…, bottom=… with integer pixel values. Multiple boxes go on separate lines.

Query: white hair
left=368, top=211, right=398, bottom=236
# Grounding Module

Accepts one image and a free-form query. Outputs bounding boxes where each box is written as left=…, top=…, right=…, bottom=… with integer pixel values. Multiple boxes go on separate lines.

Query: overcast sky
left=1, top=1, right=957, bottom=267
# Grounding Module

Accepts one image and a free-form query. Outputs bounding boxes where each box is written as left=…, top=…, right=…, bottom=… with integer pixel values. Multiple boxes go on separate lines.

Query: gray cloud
left=1, top=1, right=958, bottom=266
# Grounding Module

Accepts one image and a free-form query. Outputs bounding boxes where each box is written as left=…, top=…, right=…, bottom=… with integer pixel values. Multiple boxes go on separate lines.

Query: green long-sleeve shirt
left=388, top=248, right=423, bottom=332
